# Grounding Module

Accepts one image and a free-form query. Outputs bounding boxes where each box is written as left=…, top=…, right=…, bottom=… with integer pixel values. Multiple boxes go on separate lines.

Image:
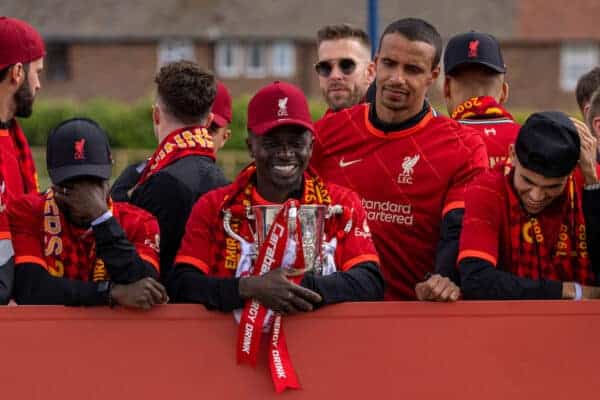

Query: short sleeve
left=333, top=189, right=380, bottom=271
left=174, top=195, right=217, bottom=274
left=8, top=195, right=46, bottom=268
left=457, top=172, right=505, bottom=266
left=443, top=127, right=489, bottom=216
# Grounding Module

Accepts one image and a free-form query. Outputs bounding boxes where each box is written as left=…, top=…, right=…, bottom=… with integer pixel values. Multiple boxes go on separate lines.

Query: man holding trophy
left=170, top=81, right=383, bottom=392
left=170, top=81, right=384, bottom=311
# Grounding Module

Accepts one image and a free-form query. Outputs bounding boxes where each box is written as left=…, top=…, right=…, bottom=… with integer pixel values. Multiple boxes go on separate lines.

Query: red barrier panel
left=1, top=301, right=599, bottom=399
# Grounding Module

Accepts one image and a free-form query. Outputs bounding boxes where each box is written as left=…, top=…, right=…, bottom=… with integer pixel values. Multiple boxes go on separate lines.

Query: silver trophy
left=252, top=205, right=327, bottom=275
left=223, top=204, right=349, bottom=276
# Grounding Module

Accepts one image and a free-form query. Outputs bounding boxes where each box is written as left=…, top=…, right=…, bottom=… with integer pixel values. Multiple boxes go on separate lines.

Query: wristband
left=574, top=282, right=583, bottom=301
left=91, top=210, right=113, bottom=226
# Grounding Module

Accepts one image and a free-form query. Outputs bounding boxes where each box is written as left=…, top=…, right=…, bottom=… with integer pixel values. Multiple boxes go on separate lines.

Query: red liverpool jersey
left=458, top=169, right=595, bottom=285
left=176, top=178, right=379, bottom=277
left=9, top=193, right=160, bottom=280
left=452, top=96, right=520, bottom=168
left=312, top=103, right=488, bottom=300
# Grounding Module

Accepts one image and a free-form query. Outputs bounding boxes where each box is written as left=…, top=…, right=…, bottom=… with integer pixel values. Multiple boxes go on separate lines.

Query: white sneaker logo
left=397, top=154, right=420, bottom=184
left=339, top=158, right=362, bottom=168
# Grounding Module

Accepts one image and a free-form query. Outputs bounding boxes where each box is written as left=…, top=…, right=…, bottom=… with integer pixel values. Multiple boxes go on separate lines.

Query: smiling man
left=311, top=18, right=488, bottom=301
left=315, top=24, right=375, bottom=115
left=170, top=81, right=383, bottom=312
left=459, top=112, right=600, bottom=300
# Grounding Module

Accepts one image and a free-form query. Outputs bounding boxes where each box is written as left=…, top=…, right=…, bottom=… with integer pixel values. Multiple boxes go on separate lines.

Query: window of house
left=215, top=41, right=243, bottom=77
left=270, top=41, right=295, bottom=77
left=245, top=43, right=267, bottom=78
left=560, top=42, right=599, bottom=91
left=157, top=39, right=196, bottom=67
left=45, top=43, right=70, bottom=81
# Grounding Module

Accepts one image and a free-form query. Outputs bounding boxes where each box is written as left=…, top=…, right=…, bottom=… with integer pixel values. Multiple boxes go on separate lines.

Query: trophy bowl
left=252, top=204, right=327, bottom=275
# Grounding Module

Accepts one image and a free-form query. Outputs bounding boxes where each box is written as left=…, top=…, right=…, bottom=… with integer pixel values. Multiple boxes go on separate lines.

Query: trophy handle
left=223, top=208, right=249, bottom=244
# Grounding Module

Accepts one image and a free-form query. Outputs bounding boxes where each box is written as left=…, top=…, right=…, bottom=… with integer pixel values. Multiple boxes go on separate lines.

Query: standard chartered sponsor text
left=361, top=198, right=414, bottom=225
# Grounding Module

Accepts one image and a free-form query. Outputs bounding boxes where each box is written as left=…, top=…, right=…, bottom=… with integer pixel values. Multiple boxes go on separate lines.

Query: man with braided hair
left=170, top=81, right=383, bottom=312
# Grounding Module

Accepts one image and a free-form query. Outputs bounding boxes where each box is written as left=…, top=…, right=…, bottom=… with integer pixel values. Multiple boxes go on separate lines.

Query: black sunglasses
left=314, top=58, right=357, bottom=77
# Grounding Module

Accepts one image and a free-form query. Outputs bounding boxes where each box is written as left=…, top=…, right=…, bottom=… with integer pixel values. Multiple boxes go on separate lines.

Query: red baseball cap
left=0, top=17, right=46, bottom=70
left=211, top=81, right=232, bottom=127
left=247, top=81, right=314, bottom=135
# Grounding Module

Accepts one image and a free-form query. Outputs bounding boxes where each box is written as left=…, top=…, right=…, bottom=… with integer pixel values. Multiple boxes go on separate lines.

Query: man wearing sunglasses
left=315, top=24, right=375, bottom=115
left=312, top=18, right=488, bottom=302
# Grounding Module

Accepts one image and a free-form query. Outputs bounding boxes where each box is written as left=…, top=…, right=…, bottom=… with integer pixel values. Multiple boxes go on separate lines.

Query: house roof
left=3, top=0, right=516, bottom=42
left=3, top=0, right=599, bottom=42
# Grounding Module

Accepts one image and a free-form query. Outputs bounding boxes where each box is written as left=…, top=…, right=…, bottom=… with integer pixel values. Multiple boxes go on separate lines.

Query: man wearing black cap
left=443, top=31, right=519, bottom=168
left=7, top=118, right=168, bottom=307
left=458, top=111, right=600, bottom=300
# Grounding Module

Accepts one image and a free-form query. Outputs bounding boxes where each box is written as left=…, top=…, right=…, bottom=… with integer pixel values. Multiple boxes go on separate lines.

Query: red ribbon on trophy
left=236, top=200, right=305, bottom=393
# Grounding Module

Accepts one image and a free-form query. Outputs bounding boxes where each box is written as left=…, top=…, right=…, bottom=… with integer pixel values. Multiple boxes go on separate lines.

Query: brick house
left=5, top=0, right=600, bottom=111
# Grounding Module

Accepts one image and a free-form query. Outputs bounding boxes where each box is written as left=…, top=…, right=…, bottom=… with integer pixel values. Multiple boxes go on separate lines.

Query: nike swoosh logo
left=339, top=158, right=362, bottom=168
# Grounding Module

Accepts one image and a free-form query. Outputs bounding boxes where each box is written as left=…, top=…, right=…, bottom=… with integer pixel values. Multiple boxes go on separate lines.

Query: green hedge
left=19, top=97, right=545, bottom=150
left=19, top=97, right=330, bottom=150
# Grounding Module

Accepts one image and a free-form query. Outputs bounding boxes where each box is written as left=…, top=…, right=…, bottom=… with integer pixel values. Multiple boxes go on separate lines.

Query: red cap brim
left=250, top=118, right=314, bottom=136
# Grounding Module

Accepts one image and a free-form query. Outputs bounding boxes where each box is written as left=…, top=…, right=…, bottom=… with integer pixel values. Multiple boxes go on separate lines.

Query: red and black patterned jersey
left=312, top=103, right=488, bottom=300
left=459, top=168, right=595, bottom=284
left=8, top=192, right=160, bottom=281
left=175, top=180, right=379, bottom=277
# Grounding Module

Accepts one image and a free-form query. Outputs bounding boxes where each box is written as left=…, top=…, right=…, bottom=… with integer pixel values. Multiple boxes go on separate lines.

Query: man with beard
left=315, top=24, right=375, bottom=116
left=459, top=112, right=600, bottom=299
left=6, top=118, right=167, bottom=307
left=0, top=17, right=45, bottom=302
left=170, top=81, right=383, bottom=312
left=0, top=17, right=45, bottom=203
left=311, top=18, right=488, bottom=301
left=443, top=31, right=520, bottom=168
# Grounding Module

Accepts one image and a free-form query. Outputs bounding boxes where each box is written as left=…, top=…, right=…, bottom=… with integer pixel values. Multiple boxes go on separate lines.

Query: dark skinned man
left=7, top=118, right=167, bottom=308
left=170, top=81, right=384, bottom=312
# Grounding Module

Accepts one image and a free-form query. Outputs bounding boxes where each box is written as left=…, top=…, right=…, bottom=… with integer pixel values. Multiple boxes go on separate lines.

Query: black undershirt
left=368, top=100, right=430, bottom=133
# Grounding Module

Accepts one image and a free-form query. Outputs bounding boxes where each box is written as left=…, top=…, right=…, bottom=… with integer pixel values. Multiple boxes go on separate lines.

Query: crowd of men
left=0, top=15, right=599, bottom=312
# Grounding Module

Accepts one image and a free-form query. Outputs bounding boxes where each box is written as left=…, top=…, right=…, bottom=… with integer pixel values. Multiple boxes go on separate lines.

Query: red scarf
left=3, top=119, right=39, bottom=193
left=217, top=164, right=334, bottom=272
left=136, top=126, right=215, bottom=187
left=221, top=164, right=333, bottom=392
left=43, top=190, right=111, bottom=281
left=451, top=96, right=514, bottom=121
left=505, top=170, right=594, bottom=284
